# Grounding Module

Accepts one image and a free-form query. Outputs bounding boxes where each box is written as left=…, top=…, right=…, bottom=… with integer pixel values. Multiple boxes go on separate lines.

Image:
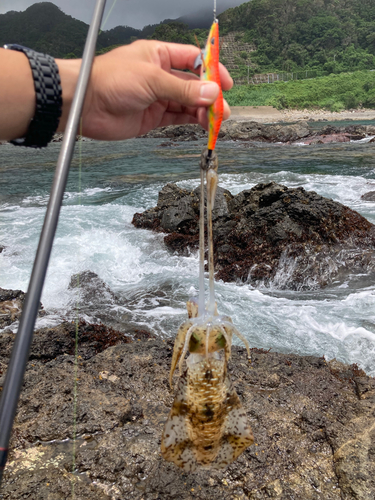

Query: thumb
left=152, top=69, right=219, bottom=107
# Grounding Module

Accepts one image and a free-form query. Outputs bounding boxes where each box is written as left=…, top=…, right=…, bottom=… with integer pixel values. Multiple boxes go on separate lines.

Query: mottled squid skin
left=196, top=20, right=224, bottom=152
left=161, top=354, right=254, bottom=471
left=161, top=301, right=254, bottom=471
left=169, top=299, right=250, bottom=389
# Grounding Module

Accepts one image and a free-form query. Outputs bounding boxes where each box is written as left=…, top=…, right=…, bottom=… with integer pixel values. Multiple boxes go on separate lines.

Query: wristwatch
left=4, top=44, right=62, bottom=148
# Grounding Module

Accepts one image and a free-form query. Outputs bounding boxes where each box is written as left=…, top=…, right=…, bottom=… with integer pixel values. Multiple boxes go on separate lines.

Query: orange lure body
left=195, top=20, right=224, bottom=152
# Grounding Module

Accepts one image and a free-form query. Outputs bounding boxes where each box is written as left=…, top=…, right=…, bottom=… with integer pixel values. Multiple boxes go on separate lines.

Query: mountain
left=0, top=3, right=89, bottom=57
left=0, top=2, right=144, bottom=58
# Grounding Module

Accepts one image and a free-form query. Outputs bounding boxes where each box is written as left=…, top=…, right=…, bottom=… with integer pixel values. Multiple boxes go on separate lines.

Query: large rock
left=1, top=326, right=374, bottom=499
left=133, top=182, right=375, bottom=289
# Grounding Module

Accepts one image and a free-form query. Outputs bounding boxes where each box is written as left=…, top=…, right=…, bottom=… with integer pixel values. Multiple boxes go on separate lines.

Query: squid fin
left=161, top=372, right=199, bottom=472
left=211, top=385, right=254, bottom=469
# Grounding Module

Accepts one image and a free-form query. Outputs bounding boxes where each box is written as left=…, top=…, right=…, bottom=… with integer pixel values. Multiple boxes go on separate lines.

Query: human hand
left=58, top=40, right=233, bottom=140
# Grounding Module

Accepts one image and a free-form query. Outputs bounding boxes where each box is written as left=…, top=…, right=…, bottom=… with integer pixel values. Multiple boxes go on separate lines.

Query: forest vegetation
left=219, top=0, right=375, bottom=74
left=2, top=1, right=375, bottom=110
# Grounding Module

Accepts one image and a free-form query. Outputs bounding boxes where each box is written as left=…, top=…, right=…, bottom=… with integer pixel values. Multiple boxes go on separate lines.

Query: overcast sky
left=0, top=1, right=247, bottom=29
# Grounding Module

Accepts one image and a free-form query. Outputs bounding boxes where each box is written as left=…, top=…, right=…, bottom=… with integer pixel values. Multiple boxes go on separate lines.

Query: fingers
left=170, top=69, right=200, bottom=82
left=223, top=99, right=231, bottom=121
left=159, top=42, right=204, bottom=71
left=169, top=69, right=231, bottom=120
left=219, top=63, right=234, bottom=91
left=152, top=67, right=220, bottom=108
left=158, top=42, right=233, bottom=90
left=196, top=100, right=231, bottom=131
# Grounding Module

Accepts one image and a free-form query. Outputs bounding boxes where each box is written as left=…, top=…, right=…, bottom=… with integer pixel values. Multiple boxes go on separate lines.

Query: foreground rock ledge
left=0, top=323, right=374, bottom=499
left=132, top=182, right=375, bottom=289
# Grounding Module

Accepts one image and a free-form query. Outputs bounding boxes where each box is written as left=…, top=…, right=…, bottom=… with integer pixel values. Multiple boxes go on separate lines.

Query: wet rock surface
left=141, top=120, right=375, bottom=144
left=361, top=191, right=375, bottom=202
left=133, top=182, right=375, bottom=289
left=67, top=270, right=130, bottom=332
left=0, top=276, right=153, bottom=339
left=67, top=271, right=154, bottom=338
left=0, top=287, right=45, bottom=330
left=1, top=327, right=374, bottom=499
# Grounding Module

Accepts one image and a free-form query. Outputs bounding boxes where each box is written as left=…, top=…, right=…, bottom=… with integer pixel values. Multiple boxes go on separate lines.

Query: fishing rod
left=0, top=0, right=107, bottom=485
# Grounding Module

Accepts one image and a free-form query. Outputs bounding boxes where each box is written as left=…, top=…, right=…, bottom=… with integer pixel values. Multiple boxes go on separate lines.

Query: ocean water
left=1, top=136, right=375, bottom=375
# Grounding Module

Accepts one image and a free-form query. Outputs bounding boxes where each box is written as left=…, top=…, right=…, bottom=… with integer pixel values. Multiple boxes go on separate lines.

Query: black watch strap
left=4, top=44, right=62, bottom=148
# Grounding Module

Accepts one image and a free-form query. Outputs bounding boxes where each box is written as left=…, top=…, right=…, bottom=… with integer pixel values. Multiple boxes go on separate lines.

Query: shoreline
left=229, top=105, right=375, bottom=123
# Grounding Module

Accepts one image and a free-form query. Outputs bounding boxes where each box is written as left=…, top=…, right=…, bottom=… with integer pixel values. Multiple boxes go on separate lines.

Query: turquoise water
left=1, top=137, right=375, bottom=375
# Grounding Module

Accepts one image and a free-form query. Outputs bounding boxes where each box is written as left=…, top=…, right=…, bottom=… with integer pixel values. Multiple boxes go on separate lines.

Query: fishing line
left=68, top=0, right=119, bottom=491
left=199, top=168, right=205, bottom=315
left=101, top=0, right=119, bottom=33
left=71, top=119, right=83, bottom=498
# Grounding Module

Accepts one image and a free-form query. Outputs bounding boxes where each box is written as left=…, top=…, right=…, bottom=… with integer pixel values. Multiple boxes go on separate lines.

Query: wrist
left=56, top=58, right=81, bottom=132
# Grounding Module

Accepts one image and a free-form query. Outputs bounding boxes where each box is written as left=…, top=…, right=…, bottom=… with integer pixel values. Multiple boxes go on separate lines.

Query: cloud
left=0, top=0, right=246, bottom=29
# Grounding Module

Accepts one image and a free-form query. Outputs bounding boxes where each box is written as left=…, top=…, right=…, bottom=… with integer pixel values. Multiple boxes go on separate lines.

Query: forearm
left=0, top=48, right=35, bottom=141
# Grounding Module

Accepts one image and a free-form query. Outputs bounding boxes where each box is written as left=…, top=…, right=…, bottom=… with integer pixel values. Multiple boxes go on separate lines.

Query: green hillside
left=219, top=0, right=375, bottom=73
left=224, top=71, right=375, bottom=110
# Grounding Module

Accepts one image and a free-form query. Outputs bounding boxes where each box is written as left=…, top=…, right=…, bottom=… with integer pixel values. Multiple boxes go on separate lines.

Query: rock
left=51, top=134, right=92, bottom=143
left=299, top=124, right=368, bottom=145
left=0, top=320, right=134, bottom=364
left=1, top=330, right=374, bottom=499
left=302, top=133, right=351, bottom=144
left=141, top=124, right=205, bottom=141
left=133, top=182, right=232, bottom=234
left=0, top=287, right=45, bottom=330
left=361, top=191, right=375, bottom=201
left=142, top=120, right=312, bottom=143
left=132, top=182, right=375, bottom=289
left=140, top=121, right=375, bottom=145
left=67, top=271, right=153, bottom=337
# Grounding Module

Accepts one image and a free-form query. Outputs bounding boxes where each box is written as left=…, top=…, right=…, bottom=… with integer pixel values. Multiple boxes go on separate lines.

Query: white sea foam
left=351, top=136, right=375, bottom=144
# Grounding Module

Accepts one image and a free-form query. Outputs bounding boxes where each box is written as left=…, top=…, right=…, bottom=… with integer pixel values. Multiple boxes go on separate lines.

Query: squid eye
left=211, top=37, right=215, bottom=45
